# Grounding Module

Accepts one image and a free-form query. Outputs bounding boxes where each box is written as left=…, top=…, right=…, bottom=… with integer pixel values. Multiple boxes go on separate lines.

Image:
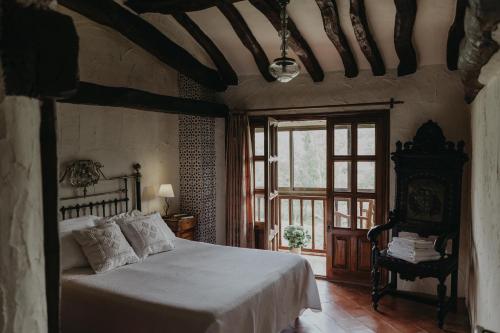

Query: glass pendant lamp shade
left=268, top=0, right=300, bottom=83
left=269, top=57, right=300, bottom=83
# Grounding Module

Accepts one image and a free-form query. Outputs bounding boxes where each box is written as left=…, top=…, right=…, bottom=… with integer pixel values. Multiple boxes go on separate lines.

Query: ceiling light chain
left=269, top=0, right=301, bottom=83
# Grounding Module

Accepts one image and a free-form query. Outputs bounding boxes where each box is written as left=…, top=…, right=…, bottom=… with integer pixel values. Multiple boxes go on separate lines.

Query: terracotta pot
left=289, top=247, right=301, bottom=255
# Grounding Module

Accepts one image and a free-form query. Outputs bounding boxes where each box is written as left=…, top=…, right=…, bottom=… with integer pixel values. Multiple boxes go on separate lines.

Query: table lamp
left=158, top=184, right=174, bottom=216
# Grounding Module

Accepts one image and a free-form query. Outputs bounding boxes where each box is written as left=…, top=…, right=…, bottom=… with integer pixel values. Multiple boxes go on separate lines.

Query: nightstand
left=163, top=215, right=197, bottom=240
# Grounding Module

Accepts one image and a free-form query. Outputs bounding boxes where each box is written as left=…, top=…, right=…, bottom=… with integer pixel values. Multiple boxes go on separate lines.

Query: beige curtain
left=226, top=114, right=254, bottom=248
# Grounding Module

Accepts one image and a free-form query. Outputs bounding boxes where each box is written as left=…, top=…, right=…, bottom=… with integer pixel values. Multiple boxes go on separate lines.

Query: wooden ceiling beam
left=2, top=3, right=79, bottom=98
left=217, top=2, right=275, bottom=82
left=59, top=82, right=229, bottom=117
left=249, top=0, right=324, bottom=82
left=315, top=0, right=358, bottom=78
left=349, top=0, right=385, bottom=76
left=458, top=0, right=500, bottom=103
left=125, top=0, right=241, bottom=14
left=172, top=12, right=238, bottom=86
left=447, top=0, right=467, bottom=71
left=59, top=0, right=227, bottom=92
left=393, top=0, right=417, bottom=76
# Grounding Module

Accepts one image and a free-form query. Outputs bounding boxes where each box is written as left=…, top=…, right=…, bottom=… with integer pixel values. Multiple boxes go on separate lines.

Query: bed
left=59, top=161, right=321, bottom=333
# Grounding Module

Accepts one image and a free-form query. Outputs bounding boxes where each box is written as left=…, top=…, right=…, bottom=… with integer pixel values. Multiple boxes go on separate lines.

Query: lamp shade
left=158, top=184, right=174, bottom=198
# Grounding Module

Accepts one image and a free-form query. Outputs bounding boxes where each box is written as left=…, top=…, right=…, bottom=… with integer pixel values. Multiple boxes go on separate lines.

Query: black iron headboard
left=59, top=162, right=142, bottom=219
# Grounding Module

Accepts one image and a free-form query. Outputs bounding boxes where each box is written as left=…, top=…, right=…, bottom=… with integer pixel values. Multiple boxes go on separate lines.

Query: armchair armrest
left=434, top=230, right=458, bottom=256
left=367, top=211, right=397, bottom=243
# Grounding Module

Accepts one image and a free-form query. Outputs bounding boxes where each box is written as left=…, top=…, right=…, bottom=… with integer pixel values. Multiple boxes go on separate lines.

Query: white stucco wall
left=57, top=106, right=180, bottom=215
left=0, top=97, right=47, bottom=333
left=222, top=65, right=471, bottom=297
left=468, top=48, right=500, bottom=332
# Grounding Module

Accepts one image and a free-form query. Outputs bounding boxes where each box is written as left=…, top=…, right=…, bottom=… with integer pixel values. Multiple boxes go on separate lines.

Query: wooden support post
left=40, top=98, right=60, bottom=333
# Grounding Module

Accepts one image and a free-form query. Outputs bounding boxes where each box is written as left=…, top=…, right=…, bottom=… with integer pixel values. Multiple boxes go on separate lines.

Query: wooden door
left=326, top=112, right=389, bottom=284
left=264, top=117, right=279, bottom=250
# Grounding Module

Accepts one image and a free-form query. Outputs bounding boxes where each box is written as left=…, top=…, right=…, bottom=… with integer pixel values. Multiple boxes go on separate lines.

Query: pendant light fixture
left=268, top=0, right=300, bottom=83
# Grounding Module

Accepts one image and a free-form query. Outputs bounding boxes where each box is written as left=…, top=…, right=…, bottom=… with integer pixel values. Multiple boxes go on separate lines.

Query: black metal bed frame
left=59, top=163, right=142, bottom=219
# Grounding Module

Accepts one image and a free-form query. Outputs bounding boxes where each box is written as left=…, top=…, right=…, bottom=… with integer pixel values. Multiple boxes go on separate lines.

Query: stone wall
left=468, top=43, right=500, bottom=331
left=0, top=97, right=47, bottom=333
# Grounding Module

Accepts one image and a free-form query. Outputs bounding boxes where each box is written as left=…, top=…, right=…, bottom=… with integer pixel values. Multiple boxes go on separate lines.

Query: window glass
left=255, top=194, right=265, bottom=222
left=278, top=131, right=290, bottom=188
left=357, top=199, right=376, bottom=229
left=293, top=130, right=326, bottom=188
left=292, top=199, right=301, bottom=226
left=334, top=161, right=351, bottom=192
left=303, top=200, right=313, bottom=249
left=254, top=128, right=264, bottom=156
left=357, top=162, right=375, bottom=193
left=255, top=161, right=264, bottom=189
left=280, top=199, right=289, bottom=247
left=334, top=125, right=351, bottom=155
left=333, top=198, right=351, bottom=228
left=357, top=124, right=376, bottom=156
left=314, top=200, right=324, bottom=250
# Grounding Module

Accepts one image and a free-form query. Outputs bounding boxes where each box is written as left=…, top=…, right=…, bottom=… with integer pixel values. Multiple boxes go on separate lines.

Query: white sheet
left=61, top=238, right=321, bottom=333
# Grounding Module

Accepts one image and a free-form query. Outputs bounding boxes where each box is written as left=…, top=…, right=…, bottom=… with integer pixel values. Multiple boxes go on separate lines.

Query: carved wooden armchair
left=367, top=121, right=468, bottom=328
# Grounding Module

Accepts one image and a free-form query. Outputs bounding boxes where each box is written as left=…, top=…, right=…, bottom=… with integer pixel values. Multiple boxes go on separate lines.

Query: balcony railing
left=277, top=194, right=327, bottom=253
left=254, top=193, right=327, bottom=254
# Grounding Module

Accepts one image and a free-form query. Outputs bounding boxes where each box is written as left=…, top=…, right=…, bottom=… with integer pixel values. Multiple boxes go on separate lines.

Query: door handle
left=327, top=225, right=333, bottom=232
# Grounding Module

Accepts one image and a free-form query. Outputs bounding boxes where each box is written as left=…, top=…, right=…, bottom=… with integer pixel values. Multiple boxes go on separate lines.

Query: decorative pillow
left=98, top=210, right=144, bottom=224
left=72, top=222, right=139, bottom=273
left=117, top=212, right=175, bottom=259
left=59, top=215, right=100, bottom=271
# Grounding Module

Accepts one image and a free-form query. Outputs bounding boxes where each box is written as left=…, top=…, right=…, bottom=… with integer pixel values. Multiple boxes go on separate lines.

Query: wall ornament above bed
left=59, top=160, right=107, bottom=197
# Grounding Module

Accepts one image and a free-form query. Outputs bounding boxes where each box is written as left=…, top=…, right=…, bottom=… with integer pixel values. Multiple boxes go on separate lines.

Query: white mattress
left=61, top=238, right=321, bottom=333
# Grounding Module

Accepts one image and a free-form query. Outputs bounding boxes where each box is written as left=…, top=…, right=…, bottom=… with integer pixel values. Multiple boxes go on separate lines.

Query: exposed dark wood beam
left=315, top=0, right=358, bottom=78
left=349, top=0, right=385, bottom=76
left=172, top=12, right=238, bottom=86
left=217, top=2, right=275, bottom=82
left=447, top=0, right=467, bottom=70
left=126, top=0, right=241, bottom=14
left=249, top=0, right=324, bottom=82
left=393, top=0, right=417, bottom=76
left=59, top=82, right=229, bottom=117
left=2, top=3, right=78, bottom=98
left=59, top=0, right=227, bottom=92
left=458, top=0, right=500, bottom=103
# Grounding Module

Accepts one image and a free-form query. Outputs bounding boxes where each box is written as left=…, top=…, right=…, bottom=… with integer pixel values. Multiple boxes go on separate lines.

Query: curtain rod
left=234, top=98, right=403, bottom=113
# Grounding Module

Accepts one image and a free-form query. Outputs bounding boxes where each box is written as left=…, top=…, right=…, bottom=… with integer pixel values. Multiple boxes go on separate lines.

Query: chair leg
left=450, top=270, right=458, bottom=313
left=390, top=270, right=397, bottom=290
left=437, top=278, right=447, bottom=328
left=371, top=264, right=381, bottom=310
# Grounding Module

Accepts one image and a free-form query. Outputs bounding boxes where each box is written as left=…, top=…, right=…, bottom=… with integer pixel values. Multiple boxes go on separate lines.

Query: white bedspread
left=61, top=239, right=321, bottom=333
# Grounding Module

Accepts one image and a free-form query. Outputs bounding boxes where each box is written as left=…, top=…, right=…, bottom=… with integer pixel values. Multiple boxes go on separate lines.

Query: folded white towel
left=388, top=242, right=438, bottom=255
left=391, top=236, right=435, bottom=249
left=387, top=249, right=441, bottom=263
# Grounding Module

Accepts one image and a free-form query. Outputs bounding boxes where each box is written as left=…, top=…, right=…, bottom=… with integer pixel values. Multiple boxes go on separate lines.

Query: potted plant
left=283, top=225, right=311, bottom=254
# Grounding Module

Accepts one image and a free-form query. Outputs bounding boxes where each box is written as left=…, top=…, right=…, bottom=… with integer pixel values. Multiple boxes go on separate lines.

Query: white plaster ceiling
left=153, top=0, right=457, bottom=78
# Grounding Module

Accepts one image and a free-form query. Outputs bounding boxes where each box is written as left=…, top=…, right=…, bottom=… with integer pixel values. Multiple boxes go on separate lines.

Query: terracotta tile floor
left=281, top=280, right=470, bottom=333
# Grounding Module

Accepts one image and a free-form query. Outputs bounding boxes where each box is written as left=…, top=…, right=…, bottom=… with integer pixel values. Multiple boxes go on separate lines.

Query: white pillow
left=59, top=215, right=100, bottom=271
left=117, top=213, right=175, bottom=259
left=99, top=210, right=144, bottom=224
left=73, top=221, right=140, bottom=274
